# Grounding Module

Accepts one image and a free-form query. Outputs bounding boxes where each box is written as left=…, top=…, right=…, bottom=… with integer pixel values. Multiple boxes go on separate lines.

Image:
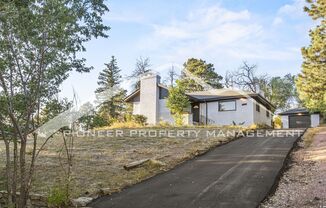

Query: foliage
left=273, top=116, right=282, bottom=129
left=158, top=121, right=173, bottom=127
left=96, top=56, right=127, bottom=121
left=40, top=98, right=73, bottom=123
left=79, top=111, right=109, bottom=130
left=166, top=81, right=190, bottom=126
left=179, top=58, right=223, bottom=92
left=47, top=185, right=69, bottom=208
left=248, top=123, right=270, bottom=130
left=0, top=0, right=109, bottom=206
left=263, top=74, right=297, bottom=111
left=95, top=121, right=144, bottom=129
left=296, top=0, right=326, bottom=114
left=125, top=114, right=147, bottom=125
left=227, top=62, right=299, bottom=111
left=132, top=114, right=148, bottom=126
left=95, top=114, right=148, bottom=129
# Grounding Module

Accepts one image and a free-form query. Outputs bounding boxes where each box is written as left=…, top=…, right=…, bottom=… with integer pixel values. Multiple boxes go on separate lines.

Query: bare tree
left=164, top=65, right=179, bottom=87
left=132, top=57, right=151, bottom=77
left=131, top=57, right=151, bottom=88
left=224, top=71, right=235, bottom=88
left=232, top=61, right=268, bottom=93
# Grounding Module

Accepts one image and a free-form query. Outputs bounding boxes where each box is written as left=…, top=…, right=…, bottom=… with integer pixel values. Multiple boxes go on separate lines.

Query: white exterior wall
left=133, top=102, right=141, bottom=115
left=252, top=99, right=272, bottom=126
left=199, top=98, right=255, bottom=126
left=281, top=115, right=289, bottom=129
left=139, top=75, right=159, bottom=125
left=311, top=114, right=320, bottom=127
left=158, top=99, right=174, bottom=124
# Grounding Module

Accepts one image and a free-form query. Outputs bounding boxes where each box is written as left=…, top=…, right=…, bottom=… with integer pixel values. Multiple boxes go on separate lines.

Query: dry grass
left=0, top=127, right=236, bottom=198
left=303, top=126, right=326, bottom=147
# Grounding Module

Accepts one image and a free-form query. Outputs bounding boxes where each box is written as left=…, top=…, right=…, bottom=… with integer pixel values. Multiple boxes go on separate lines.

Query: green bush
left=158, top=121, right=172, bottom=127
left=173, top=114, right=184, bottom=126
left=132, top=114, right=147, bottom=125
left=273, top=116, right=282, bottom=129
left=47, top=186, right=69, bottom=208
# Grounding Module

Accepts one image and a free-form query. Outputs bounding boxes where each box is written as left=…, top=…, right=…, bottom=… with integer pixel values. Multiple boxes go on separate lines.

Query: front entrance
left=192, top=103, right=200, bottom=124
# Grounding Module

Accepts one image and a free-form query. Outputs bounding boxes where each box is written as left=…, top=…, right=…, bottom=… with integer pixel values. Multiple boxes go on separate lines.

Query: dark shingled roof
left=186, top=89, right=275, bottom=110
left=278, top=108, right=318, bottom=115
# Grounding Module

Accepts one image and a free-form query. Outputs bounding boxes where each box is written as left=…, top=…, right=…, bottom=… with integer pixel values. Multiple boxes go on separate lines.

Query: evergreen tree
left=179, top=58, right=223, bottom=92
left=96, top=56, right=126, bottom=122
left=296, top=0, right=326, bottom=113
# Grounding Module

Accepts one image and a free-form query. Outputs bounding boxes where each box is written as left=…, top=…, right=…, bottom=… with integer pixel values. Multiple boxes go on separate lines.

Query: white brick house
left=124, top=73, right=274, bottom=126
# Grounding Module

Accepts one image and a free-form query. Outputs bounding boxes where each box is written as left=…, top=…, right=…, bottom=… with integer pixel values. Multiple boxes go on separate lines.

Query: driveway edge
left=257, top=129, right=307, bottom=208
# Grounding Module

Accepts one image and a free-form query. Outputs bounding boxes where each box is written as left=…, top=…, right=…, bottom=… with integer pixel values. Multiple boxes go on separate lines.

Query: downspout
left=205, top=101, right=208, bottom=125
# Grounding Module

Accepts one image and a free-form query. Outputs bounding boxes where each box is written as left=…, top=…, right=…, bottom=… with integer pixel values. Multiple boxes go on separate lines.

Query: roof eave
left=124, top=89, right=140, bottom=102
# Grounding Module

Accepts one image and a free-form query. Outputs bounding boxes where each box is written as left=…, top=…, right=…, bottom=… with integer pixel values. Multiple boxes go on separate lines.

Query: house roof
left=125, top=86, right=275, bottom=110
left=187, top=89, right=275, bottom=110
left=186, top=89, right=253, bottom=100
left=124, top=89, right=140, bottom=102
left=278, top=108, right=319, bottom=115
left=124, top=84, right=169, bottom=102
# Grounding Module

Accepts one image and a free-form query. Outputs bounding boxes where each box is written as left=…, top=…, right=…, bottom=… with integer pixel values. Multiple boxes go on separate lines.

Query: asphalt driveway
left=89, top=130, right=304, bottom=208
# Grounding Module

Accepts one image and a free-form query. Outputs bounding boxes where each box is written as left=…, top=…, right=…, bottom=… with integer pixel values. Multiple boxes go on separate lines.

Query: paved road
left=89, top=130, right=304, bottom=208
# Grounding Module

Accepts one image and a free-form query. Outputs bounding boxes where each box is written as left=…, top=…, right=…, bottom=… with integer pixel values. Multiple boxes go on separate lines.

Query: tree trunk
left=19, top=139, right=28, bottom=208
left=12, top=136, right=18, bottom=206
left=3, top=137, right=13, bottom=207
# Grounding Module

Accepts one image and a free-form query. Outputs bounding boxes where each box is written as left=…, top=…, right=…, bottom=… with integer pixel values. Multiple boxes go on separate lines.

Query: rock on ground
left=260, top=130, right=326, bottom=208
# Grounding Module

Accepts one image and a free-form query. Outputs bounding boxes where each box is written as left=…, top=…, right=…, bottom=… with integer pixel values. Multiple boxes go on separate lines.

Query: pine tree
left=96, top=56, right=126, bottom=122
left=296, top=0, right=326, bottom=113
left=179, top=58, right=223, bottom=92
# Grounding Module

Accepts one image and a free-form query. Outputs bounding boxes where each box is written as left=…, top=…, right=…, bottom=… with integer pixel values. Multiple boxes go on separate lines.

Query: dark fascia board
left=188, top=93, right=275, bottom=110
left=279, top=111, right=320, bottom=116
left=124, top=89, right=140, bottom=102
left=158, top=83, right=169, bottom=90
left=251, top=94, right=276, bottom=110
left=124, top=84, right=168, bottom=102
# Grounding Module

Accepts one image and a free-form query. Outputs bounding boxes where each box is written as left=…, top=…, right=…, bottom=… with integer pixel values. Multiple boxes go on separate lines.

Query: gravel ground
left=261, top=128, right=326, bottom=208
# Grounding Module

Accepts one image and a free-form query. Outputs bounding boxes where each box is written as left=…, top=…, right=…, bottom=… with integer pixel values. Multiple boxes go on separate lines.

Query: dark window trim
left=218, top=100, right=237, bottom=112
left=256, top=104, right=260, bottom=112
left=266, top=110, right=270, bottom=117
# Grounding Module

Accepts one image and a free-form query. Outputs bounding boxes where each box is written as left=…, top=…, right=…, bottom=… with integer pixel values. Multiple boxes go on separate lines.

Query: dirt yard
left=0, top=127, right=238, bottom=198
left=261, top=127, right=326, bottom=208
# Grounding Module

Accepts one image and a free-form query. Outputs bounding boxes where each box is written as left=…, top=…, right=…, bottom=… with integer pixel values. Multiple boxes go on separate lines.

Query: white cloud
left=272, top=17, right=284, bottom=26
left=278, top=0, right=307, bottom=18
left=150, top=5, right=253, bottom=41
left=139, top=4, right=298, bottom=64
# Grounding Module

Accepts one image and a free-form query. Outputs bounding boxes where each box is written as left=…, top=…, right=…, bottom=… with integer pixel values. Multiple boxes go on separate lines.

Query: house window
left=266, top=110, right=270, bottom=117
left=219, top=100, right=236, bottom=111
left=256, top=104, right=260, bottom=112
left=159, top=88, right=169, bottom=99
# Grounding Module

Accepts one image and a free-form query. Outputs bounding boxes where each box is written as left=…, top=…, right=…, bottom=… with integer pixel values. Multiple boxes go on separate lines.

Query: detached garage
left=279, top=108, right=321, bottom=129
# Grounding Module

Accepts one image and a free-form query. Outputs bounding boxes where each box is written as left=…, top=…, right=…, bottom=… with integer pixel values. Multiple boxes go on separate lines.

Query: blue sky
left=60, top=0, right=313, bottom=102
